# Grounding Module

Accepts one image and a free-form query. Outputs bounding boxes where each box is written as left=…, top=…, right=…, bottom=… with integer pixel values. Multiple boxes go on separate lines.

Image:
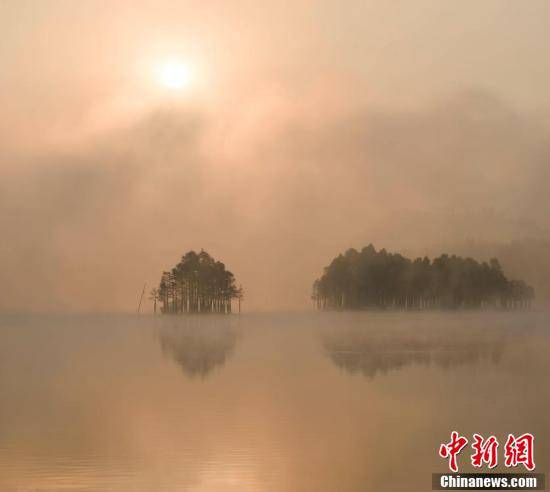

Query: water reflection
left=157, top=317, right=239, bottom=378
left=322, top=324, right=506, bottom=378
left=0, top=313, right=547, bottom=491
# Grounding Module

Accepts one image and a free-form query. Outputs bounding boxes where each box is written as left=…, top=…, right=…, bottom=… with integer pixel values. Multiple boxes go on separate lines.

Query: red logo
left=504, top=433, right=535, bottom=471
left=439, top=431, right=469, bottom=473
left=471, top=434, right=499, bottom=469
left=439, top=432, right=535, bottom=472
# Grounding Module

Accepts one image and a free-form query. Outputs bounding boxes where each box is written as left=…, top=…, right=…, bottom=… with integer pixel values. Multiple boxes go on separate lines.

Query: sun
left=157, top=59, right=191, bottom=90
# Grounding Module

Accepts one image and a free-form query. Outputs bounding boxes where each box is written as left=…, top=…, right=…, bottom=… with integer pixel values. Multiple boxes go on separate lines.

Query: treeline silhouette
left=152, top=250, right=243, bottom=314
left=312, top=245, right=534, bottom=310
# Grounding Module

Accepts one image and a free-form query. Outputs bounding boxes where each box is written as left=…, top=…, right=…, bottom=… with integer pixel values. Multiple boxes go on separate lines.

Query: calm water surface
left=0, top=312, right=548, bottom=491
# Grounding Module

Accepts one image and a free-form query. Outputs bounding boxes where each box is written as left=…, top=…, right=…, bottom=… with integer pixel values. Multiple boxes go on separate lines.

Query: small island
left=312, top=245, right=535, bottom=311
left=151, top=250, right=243, bottom=314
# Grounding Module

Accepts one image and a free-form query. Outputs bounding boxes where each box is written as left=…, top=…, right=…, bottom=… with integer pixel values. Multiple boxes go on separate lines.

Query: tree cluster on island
left=150, top=250, right=243, bottom=314
left=312, top=245, right=535, bottom=310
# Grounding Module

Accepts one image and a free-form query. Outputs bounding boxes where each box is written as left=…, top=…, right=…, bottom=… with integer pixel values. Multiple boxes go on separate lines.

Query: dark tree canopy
left=154, top=250, right=242, bottom=314
left=312, top=245, right=535, bottom=311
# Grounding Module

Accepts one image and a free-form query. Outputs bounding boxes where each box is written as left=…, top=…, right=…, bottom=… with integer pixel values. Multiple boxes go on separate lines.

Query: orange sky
left=1, top=0, right=550, bottom=312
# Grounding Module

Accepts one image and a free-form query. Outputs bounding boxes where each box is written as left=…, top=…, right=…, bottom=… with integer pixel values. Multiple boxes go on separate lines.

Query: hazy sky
left=2, top=0, right=550, bottom=312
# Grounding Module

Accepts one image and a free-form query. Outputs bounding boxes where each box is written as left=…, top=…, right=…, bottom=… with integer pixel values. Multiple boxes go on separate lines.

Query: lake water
left=0, top=312, right=548, bottom=491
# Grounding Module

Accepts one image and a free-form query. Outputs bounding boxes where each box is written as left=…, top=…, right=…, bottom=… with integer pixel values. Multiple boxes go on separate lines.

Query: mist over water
left=0, top=312, right=548, bottom=491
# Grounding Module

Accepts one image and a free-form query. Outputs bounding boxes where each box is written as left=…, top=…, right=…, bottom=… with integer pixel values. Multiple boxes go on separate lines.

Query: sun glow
left=157, top=59, right=191, bottom=90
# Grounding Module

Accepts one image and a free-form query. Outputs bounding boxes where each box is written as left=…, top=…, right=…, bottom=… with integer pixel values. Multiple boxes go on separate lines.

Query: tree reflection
left=322, top=327, right=505, bottom=378
left=158, top=318, right=239, bottom=378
